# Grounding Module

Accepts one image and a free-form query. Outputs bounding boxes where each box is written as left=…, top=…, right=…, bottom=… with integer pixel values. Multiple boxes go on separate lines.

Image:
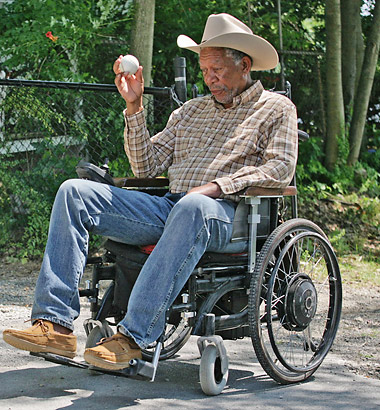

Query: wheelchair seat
left=104, top=238, right=249, bottom=269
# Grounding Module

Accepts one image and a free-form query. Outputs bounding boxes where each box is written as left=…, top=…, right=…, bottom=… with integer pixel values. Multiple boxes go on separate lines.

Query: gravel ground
left=0, top=258, right=379, bottom=380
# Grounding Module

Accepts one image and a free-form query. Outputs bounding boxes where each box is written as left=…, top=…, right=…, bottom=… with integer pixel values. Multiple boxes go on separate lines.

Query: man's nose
left=204, top=70, right=217, bottom=85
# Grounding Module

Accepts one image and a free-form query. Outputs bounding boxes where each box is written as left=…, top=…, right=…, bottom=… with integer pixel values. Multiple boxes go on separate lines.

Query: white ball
left=120, top=54, right=139, bottom=75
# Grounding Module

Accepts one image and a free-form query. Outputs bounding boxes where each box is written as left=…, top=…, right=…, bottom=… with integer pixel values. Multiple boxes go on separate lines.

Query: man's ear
left=241, top=56, right=252, bottom=73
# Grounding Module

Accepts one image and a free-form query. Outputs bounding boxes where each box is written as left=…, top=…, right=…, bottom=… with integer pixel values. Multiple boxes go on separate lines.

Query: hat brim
left=177, top=33, right=278, bottom=71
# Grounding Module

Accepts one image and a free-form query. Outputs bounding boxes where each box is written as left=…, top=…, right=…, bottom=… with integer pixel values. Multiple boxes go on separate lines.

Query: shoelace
left=97, top=334, right=130, bottom=346
left=24, top=319, right=50, bottom=333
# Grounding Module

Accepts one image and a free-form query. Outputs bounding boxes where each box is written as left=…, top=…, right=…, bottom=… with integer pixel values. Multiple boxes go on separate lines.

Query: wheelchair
left=74, top=153, right=342, bottom=396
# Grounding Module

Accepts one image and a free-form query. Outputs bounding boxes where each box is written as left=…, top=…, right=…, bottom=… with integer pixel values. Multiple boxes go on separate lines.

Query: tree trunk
left=325, top=0, right=345, bottom=171
left=130, top=0, right=155, bottom=88
left=354, top=4, right=365, bottom=92
left=341, top=0, right=362, bottom=114
left=347, top=0, right=380, bottom=166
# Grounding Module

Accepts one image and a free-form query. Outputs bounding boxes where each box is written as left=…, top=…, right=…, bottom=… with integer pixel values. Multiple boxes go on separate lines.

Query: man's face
left=199, top=47, right=251, bottom=108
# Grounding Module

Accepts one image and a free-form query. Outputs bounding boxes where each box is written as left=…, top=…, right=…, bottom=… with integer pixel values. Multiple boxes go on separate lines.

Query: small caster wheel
left=85, top=321, right=114, bottom=348
left=199, top=344, right=228, bottom=395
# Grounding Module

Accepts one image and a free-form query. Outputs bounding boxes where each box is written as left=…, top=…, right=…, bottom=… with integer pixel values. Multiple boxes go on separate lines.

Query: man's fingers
left=135, top=66, right=144, bottom=82
left=114, top=73, right=122, bottom=88
left=113, top=56, right=123, bottom=75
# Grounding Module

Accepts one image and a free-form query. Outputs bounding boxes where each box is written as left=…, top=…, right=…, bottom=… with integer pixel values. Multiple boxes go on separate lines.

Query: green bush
left=0, top=151, right=77, bottom=259
left=298, top=134, right=380, bottom=198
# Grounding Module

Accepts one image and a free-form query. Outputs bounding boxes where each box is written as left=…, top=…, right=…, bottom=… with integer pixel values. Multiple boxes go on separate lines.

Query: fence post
left=173, top=57, right=187, bottom=103
left=0, top=71, right=6, bottom=142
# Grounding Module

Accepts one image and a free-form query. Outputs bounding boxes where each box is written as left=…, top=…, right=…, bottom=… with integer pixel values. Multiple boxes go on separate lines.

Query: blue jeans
left=32, top=179, right=246, bottom=348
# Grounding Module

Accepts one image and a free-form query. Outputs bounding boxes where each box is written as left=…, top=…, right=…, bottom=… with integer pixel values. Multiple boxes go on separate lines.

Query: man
left=3, top=13, right=298, bottom=370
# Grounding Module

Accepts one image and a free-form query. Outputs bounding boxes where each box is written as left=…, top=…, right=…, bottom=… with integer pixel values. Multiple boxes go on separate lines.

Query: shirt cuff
left=123, top=108, right=145, bottom=128
left=213, top=177, right=238, bottom=195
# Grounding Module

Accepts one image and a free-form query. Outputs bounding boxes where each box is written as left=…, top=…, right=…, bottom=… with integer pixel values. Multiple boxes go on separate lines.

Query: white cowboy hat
left=177, top=13, right=279, bottom=71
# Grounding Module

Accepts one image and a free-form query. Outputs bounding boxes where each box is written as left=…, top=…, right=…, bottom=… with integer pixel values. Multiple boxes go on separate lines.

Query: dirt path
left=0, top=258, right=379, bottom=380
left=332, top=284, right=380, bottom=379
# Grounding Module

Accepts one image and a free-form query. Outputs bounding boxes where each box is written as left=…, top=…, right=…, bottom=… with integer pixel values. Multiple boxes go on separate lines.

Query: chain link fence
left=0, top=77, right=181, bottom=256
left=0, top=79, right=179, bottom=172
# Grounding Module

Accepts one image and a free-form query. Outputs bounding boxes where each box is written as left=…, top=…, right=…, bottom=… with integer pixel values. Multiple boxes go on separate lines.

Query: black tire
left=85, top=321, right=114, bottom=348
left=199, top=345, right=228, bottom=395
left=196, top=279, right=248, bottom=333
left=93, top=282, right=118, bottom=321
left=249, top=218, right=342, bottom=384
left=142, top=320, right=192, bottom=361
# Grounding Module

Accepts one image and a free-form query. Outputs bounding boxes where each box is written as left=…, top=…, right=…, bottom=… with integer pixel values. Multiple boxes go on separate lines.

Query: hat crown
left=201, top=13, right=253, bottom=43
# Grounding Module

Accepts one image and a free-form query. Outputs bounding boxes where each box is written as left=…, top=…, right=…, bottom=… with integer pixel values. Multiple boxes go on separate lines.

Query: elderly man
left=3, top=13, right=298, bottom=370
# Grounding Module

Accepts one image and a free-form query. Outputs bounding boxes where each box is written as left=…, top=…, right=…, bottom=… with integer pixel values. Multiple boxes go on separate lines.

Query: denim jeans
left=32, top=179, right=246, bottom=348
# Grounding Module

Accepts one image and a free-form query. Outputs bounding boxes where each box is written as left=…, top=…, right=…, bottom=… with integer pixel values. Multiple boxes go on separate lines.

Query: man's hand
left=186, top=182, right=222, bottom=198
left=114, top=55, right=144, bottom=115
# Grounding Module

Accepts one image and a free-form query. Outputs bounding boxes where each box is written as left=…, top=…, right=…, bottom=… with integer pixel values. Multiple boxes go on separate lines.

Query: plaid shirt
left=123, top=80, right=298, bottom=202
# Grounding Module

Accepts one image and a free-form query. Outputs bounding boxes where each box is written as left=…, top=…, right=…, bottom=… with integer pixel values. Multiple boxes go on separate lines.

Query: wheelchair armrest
left=113, top=177, right=170, bottom=189
left=242, top=186, right=297, bottom=197
left=231, top=185, right=296, bottom=245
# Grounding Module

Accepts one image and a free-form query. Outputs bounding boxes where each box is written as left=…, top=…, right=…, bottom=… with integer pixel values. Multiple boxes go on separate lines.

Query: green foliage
left=328, top=228, right=351, bottom=256
left=297, top=128, right=379, bottom=260
left=0, top=0, right=379, bottom=261
left=0, top=86, right=84, bottom=258
left=298, top=130, right=380, bottom=199
left=340, top=255, right=380, bottom=286
left=0, top=0, right=134, bottom=83
left=361, top=122, right=380, bottom=174
left=108, top=157, right=133, bottom=178
left=353, top=194, right=380, bottom=227
left=3, top=87, right=89, bottom=145
left=0, top=149, right=79, bottom=258
left=18, top=189, right=51, bottom=259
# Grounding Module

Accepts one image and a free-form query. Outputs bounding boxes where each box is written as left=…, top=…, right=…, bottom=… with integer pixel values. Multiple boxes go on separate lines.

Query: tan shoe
left=84, top=333, right=142, bottom=370
left=3, top=320, right=76, bottom=359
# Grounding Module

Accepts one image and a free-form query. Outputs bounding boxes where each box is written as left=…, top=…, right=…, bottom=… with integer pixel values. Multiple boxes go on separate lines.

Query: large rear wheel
left=249, top=219, right=342, bottom=384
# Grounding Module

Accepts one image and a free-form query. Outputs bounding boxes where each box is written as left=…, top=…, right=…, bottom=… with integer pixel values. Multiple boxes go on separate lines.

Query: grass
left=339, top=254, right=380, bottom=287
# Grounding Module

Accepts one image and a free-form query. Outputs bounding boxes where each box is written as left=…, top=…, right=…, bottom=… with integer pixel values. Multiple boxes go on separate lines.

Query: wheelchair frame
left=72, top=162, right=342, bottom=395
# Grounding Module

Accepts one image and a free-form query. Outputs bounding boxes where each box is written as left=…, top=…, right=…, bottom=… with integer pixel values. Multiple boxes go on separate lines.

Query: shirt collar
left=212, top=80, right=264, bottom=109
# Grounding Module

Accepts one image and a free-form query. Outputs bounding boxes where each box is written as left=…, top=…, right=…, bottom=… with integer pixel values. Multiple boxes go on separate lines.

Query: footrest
left=123, top=359, right=156, bottom=379
left=30, top=352, right=155, bottom=379
left=30, top=352, right=88, bottom=369
left=87, top=359, right=154, bottom=379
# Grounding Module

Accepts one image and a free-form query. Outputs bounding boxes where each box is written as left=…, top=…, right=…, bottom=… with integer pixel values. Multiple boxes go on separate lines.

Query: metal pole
left=173, top=57, right=187, bottom=103
left=0, top=78, right=172, bottom=96
left=277, top=0, right=285, bottom=91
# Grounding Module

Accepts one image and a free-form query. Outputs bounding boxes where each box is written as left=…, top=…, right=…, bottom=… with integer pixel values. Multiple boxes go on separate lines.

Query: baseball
left=120, top=54, right=139, bottom=75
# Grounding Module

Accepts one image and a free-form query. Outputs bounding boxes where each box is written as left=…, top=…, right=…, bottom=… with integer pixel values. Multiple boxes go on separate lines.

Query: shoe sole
left=3, top=333, right=76, bottom=359
left=83, top=351, right=135, bottom=370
